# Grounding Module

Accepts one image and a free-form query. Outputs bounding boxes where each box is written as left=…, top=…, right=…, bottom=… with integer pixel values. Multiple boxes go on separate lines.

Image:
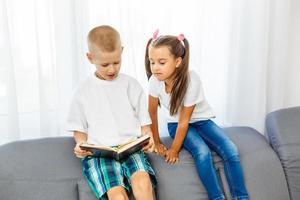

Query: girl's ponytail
left=145, top=38, right=153, bottom=80
left=170, top=37, right=190, bottom=115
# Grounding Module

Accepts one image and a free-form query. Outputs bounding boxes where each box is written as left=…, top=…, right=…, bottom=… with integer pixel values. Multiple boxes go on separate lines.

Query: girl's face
left=148, top=46, right=182, bottom=82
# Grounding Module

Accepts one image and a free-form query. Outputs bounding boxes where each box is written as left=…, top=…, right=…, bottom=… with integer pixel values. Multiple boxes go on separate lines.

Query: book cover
left=80, top=135, right=150, bottom=161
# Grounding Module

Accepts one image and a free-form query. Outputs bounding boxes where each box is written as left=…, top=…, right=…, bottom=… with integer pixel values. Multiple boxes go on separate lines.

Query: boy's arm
left=141, top=124, right=152, bottom=136
left=73, top=131, right=92, bottom=158
left=165, top=105, right=196, bottom=164
left=74, top=131, right=88, bottom=144
left=141, top=124, right=155, bottom=153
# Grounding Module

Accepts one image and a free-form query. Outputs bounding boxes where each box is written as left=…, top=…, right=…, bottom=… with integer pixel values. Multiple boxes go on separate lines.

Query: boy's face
left=87, top=47, right=122, bottom=81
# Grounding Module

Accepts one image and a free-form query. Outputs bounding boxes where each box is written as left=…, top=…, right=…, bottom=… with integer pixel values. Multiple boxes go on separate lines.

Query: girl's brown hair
left=145, top=35, right=190, bottom=116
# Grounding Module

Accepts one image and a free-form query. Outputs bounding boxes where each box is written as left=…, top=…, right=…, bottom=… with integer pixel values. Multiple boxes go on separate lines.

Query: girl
left=145, top=30, right=248, bottom=200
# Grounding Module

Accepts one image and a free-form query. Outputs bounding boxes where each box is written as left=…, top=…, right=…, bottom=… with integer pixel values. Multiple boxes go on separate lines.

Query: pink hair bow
left=153, top=29, right=159, bottom=40
left=177, top=34, right=185, bottom=41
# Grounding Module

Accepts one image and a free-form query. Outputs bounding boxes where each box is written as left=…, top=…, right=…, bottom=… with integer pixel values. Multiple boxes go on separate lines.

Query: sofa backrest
left=0, top=137, right=82, bottom=200
left=266, top=106, right=300, bottom=200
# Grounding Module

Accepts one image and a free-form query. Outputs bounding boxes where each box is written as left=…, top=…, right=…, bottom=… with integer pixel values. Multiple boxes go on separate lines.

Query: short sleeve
left=183, top=72, right=205, bottom=107
left=148, top=75, right=160, bottom=98
left=128, top=78, right=152, bottom=126
left=65, top=91, right=88, bottom=133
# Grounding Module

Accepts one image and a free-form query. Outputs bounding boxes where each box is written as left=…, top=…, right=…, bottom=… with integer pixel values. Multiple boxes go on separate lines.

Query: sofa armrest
left=266, top=106, right=300, bottom=200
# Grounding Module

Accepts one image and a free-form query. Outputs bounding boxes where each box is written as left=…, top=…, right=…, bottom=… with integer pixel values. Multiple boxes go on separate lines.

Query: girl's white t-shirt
left=66, top=73, right=151, bottom=146
left=148, top=71, right=215, bottom=123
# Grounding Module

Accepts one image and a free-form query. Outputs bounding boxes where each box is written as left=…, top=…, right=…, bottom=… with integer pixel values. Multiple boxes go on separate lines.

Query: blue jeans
left=168, top=120, right=248, bottom=200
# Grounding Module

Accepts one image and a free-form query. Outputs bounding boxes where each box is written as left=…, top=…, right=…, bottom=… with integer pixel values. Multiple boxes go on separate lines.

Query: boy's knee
left=107, top=187, right=129, bottom=200
left=108, top=193, right=128, bottom=200
left=132, top=173, right=152, bottom=198
left=134, top=177, right=152, bottom=191
left=109, top=194, right=128, bottom=200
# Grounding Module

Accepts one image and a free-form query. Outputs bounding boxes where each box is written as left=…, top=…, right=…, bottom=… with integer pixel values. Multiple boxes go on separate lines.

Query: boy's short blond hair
left=87, top=25, right=121, bottom=52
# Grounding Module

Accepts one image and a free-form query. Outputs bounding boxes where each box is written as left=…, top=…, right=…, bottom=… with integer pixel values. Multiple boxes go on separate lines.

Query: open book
left=80, top=135, right=150, bottom=161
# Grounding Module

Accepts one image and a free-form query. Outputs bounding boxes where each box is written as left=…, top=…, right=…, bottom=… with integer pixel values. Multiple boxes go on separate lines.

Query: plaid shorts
left=81, top=151, right=157, bottom=200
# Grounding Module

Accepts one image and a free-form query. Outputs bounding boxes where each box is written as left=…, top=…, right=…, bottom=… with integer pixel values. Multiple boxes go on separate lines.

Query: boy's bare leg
left=131, top=171, right=153, bottom=200
left=107, top=186, right=129, bottom=200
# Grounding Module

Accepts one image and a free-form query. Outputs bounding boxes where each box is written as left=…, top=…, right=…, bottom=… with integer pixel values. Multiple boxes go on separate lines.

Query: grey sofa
left=0, top=107, right=299, bottom=200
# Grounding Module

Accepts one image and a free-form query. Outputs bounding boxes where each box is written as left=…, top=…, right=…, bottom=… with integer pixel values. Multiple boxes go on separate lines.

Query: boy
left=66, top=25, right=156, bottom=200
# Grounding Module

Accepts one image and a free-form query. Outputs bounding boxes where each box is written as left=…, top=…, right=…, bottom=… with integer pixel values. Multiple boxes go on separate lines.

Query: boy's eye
left=114, top=62, right=120, bottom=65
left=101, top=64, right=109, bottom=67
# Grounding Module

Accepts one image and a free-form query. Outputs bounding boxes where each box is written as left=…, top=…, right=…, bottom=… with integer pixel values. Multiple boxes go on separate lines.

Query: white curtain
left=1, top=0, right=299, bottom=145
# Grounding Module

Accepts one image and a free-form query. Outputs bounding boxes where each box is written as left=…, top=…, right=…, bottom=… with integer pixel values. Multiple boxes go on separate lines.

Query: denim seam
left=213, top=195, right=225, bottom=200
left=224, top=158, right=237, bottom=199
left=236, top=195, right=249, bottom=200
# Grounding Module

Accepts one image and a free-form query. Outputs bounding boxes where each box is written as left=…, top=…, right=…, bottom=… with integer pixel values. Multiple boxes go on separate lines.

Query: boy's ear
left=175, top=57, right=182, bottom=68
left=86, top=52, right=94, bottom=64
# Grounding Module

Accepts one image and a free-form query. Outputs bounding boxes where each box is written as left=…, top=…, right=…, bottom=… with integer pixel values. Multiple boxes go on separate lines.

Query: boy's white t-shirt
left=148, top=70, right=215, bottom=123
left=66, top=73, right=151, bottom=146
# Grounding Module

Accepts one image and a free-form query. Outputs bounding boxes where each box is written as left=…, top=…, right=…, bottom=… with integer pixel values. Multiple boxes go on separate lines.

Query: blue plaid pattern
left=81, top=151, right=157, bottom=200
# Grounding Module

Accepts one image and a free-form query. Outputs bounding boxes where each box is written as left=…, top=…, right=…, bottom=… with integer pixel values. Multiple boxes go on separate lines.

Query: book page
left=117, top=137, right=138, bottom=149
left=117, top=135, right=150, bottom=153
left=80, top=143, right=117, bottom=152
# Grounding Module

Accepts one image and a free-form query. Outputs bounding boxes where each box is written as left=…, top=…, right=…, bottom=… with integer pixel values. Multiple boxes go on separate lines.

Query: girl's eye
left=150, top=62, right=155, bottom=65
left=114, top=62, right=120, bottom=65
left=160, top=62, right=166, bottom=65
left=101, top=64, right=109, bottom=67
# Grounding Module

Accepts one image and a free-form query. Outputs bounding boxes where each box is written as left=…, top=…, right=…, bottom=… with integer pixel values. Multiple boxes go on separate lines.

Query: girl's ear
left=86, top=52, right=94, bottom=64
left=175, top=57, right=182, bottom=68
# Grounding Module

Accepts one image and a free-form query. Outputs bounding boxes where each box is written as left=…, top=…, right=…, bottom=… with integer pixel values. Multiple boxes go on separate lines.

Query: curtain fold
left=0, top=0, right=299, bottom=144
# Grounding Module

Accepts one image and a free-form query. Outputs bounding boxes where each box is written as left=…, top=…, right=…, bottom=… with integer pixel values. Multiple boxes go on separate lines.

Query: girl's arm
left=148, top=95, right=167, bottom=155
left=73, top=131, right=92, bottom=158
left=148, top=95, right=160, bottom=143
left=165, top=105, right=196, bottom=164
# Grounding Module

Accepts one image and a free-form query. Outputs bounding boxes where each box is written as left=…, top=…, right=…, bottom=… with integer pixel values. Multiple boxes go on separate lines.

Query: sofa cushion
left=147, top=126, right=290, bottom=200
left=0, top=137, right=82, bottom=200
left=0, top=137, right=82, bottom=180
left=0, top=180, right=78, bottom=200
left=266, top=106, right=300, bottom=200
left=77, top=179, right=98, bottom=200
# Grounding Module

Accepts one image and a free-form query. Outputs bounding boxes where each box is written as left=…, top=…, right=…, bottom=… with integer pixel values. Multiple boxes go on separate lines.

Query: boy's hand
left=155, top=142, right=167, bottom=156
left=143, top=135, right=155, bottom=153
left=73, top=142, right=93, bottom=158
left=165, top=148, right=179, bottom=164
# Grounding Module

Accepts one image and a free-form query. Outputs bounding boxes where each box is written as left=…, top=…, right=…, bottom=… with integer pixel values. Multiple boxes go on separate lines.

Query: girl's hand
left=165, top=148, right=179, bottom=164
left=155, top=142, right=167, bottom=156
left=143, top=135, right=155, bottom=153
left=73, top=142, right=93, bottom=158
